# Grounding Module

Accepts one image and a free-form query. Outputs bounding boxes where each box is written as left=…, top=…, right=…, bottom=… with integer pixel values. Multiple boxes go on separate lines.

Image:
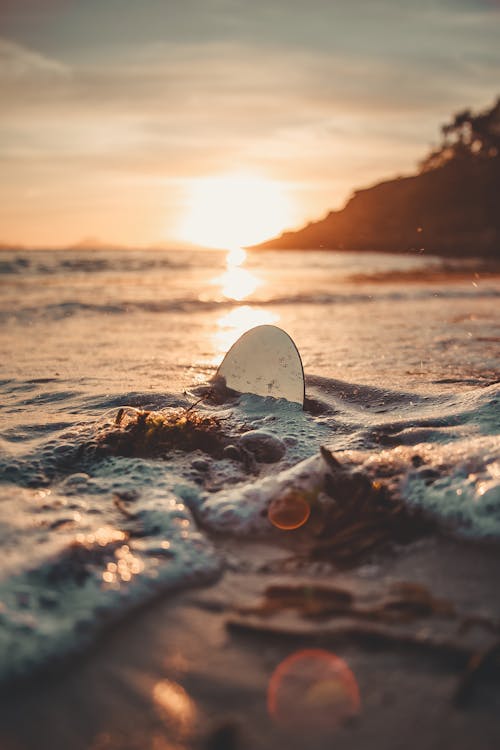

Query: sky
left=1, top=0, right=499, bottom=248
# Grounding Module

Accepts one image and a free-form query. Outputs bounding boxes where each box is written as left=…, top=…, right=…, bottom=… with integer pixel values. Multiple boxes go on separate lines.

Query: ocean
left=0, top=245, right=499, bottom=692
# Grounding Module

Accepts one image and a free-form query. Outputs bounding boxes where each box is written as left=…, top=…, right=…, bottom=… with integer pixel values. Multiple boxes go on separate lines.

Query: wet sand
left=1, top=248, right=499, bottom=749
left=1, top=531, right=500, bottom=750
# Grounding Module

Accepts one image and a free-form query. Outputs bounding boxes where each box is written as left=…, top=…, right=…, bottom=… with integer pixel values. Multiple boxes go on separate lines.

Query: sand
left=1, top=530, right=500, bottom=750
left=1, top=247, right=499, bottom=750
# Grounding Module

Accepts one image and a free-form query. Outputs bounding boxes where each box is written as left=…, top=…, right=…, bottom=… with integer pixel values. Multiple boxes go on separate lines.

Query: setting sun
left=178, top=173, right=293, bottom=249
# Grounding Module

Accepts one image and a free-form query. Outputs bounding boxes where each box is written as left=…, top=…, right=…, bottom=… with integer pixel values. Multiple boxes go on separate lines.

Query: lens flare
left=152, top=679, right=196, bottom=736
left=267, top=649, right=360, bottom=733
left=268, top=491, right=311, bottom=530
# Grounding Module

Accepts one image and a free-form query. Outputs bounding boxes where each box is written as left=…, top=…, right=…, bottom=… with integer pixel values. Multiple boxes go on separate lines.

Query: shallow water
left=0, top=247, right=499, bottom=684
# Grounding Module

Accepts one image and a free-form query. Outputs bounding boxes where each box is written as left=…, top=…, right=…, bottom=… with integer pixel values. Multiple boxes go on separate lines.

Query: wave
left=0, top=372, right=498, bottom=686
left=0, top=254, right=190, bottom=277
left=2, top=286, right=499, bottom=323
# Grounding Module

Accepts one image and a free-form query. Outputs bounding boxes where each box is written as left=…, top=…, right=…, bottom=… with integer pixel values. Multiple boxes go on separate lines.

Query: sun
left=178, top=173, right=293, bottom=249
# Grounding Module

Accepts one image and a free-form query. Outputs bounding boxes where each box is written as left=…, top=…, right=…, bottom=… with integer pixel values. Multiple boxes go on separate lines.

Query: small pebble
left=239, top=430, right=286, bottom=463
left=223, top=445, right=241, bottom=461
left=192, top=458, right=209, bottom=472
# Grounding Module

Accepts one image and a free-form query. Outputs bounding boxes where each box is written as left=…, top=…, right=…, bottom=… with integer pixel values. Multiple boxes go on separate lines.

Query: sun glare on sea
left=213, top=247, right=260, bottom=301
left=211, top=247, right=278, bottom=356
left=179, top=173, right=292, bottom=248
left=213, top=305, right=279, bottom=359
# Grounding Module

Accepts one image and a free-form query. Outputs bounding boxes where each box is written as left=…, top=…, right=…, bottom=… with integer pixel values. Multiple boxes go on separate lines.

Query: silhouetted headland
left=252, top=99, right=500, bottom=259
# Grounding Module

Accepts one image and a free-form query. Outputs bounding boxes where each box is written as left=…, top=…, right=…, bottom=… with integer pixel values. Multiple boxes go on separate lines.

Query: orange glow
left=101, top=544, right=144, bottom=586
left=212, top=305, right=279, bottom=361
left=213, top=247, right=260, bottom=301
left=268, top=649, right=360, bottom=733
left=178, top=173, right=293, bottom=248
left=268, top=491, right=311, bottom=530
left=152, top=679, right=196, bottom=735
left=76, top=526, right=126, bottom=547
left=210, top=247, right=279, bottom=359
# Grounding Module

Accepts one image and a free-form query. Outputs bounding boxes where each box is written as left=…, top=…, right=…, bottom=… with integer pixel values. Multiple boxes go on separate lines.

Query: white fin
left=216, top=324, right=305, bottom=406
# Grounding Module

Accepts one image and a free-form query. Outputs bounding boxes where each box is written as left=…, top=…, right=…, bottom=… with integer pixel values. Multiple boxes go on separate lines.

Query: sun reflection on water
left=213, top=305, right=279, bottom=361
left=211, top=247, right=279, bottom=360
left=227, top=246, right=247, bottom=267
left=212, top=247, right=260, bottom=301
left=207, top=247, right=279, bottom=362
left=101, top=543, right=145, bottom=585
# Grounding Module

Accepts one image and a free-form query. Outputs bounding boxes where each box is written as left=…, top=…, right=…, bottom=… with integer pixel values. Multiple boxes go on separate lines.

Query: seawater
left=0, top=247, right=499, bottom=683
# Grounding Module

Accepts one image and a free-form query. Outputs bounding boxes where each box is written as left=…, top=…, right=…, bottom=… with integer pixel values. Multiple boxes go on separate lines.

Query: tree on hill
left=253, top=95, right=500, bottom=257
left=420, top=97, right=500, bottom=172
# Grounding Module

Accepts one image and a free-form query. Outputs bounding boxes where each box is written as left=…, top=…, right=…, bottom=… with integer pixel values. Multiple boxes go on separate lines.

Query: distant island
left=251, top=98, right=500, bottom=258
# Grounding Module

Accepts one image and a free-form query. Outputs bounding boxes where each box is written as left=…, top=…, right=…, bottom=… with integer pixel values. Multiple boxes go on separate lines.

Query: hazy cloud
left=1, top=0, right=499, bottom=245
left=0, top=37, right=68, bottom=77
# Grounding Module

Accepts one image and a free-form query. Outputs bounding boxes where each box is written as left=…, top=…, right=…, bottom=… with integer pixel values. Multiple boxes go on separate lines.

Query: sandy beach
left=0, top=248, right=499, bottom=750
left=1, top=531, right=500, bottom=750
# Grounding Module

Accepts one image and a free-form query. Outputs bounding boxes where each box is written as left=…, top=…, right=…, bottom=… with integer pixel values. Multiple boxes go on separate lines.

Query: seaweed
left=235, top=581, right=455, bottom=626
left=295, top=446, right=432, bottom=566
left=228, top=580, right=500, bottom=705
left=238, top=583, right=354, bottom=619
left=91, top=407, right=230, bottom=460
left=379, top=581, right=456, bottom=622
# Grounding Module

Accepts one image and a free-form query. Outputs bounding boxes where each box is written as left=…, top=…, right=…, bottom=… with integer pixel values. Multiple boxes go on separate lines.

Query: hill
left=252, top=99, right=500, bottom=258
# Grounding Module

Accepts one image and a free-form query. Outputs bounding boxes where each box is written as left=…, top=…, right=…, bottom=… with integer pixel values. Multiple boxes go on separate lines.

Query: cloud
left=2, top=36, right=496, bottom=129
left=0, top=37, right=69, bottom=78
left=1, top=31, right=498, bottom=230
left=1, top=0, right=499, bottom=244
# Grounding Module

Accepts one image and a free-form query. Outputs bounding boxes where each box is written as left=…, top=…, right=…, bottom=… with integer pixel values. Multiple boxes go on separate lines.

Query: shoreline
left=1, top=245, right=499, bottom=749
